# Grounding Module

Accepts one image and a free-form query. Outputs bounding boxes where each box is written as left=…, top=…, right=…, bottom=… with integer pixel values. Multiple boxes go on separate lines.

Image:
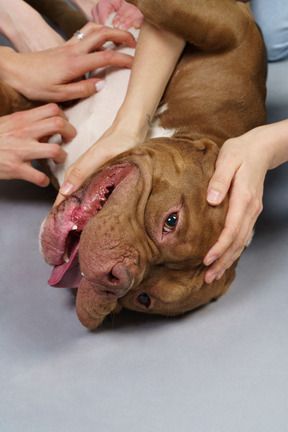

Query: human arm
left=25, top=0, right=87, bottom=40
left=0, top=104, right=76, bottom=187
left=55, top=19, right=185, bottom=203
left=204, top=119, right=288, bottom=283
left=0, top=23, right=135, bottom=103
left=0, top=0, right=64, bottom=52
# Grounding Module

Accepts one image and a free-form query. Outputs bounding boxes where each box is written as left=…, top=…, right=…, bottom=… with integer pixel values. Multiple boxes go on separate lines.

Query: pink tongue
left=48, top=243, right=82, bottom=288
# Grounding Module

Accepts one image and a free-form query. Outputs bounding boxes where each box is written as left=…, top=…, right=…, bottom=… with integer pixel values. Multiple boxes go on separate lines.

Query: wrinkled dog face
left=41, top=139, right=236, bottom=329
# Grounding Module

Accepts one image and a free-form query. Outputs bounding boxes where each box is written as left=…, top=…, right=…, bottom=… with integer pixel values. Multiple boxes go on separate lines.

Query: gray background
left=0, top=7, right=288, bottom=432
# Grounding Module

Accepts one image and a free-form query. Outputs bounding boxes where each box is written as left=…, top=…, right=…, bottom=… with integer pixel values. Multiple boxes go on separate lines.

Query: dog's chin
left=40, top=163, right=136, bottom=289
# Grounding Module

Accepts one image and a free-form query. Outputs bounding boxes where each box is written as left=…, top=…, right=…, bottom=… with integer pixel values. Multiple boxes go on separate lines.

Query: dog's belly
left=48, top=48, right=133, bottom=186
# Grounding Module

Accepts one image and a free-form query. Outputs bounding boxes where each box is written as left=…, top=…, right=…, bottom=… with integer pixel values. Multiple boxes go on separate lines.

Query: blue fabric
left=251, top=0, right=288, bottom=61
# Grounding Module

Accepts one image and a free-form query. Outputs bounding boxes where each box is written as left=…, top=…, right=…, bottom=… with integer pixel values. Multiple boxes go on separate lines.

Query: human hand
left=203, top=128, right=272, bottom=283
left=0, top=104, right=76, bottom=187
left=53, top=115, right=144, bottom=206
left=92, top=0, right=143, bottom=30
left=0, top=23, right=136, bottom=103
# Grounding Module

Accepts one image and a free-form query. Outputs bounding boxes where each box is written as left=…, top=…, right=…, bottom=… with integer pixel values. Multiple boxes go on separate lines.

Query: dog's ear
left=150, top=136, right=220, bottom=180
left=190, top=138, right=220, bottom=179
left=163, top=261, right=238, bottom=317
left=188, top=262, right=237, bottom=312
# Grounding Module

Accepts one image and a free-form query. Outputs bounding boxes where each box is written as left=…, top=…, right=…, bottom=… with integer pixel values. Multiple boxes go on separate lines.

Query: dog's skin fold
left=39, top=0, right=267, bottom=329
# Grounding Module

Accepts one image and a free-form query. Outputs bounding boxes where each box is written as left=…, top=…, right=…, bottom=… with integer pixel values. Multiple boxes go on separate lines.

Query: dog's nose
left=83, top=262, right=131, bottom=299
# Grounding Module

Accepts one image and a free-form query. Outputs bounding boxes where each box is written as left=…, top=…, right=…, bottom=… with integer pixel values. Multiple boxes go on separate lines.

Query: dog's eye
left=163, top=213, right=178, bottom=233
left=138, top=293, right=151, bottom=309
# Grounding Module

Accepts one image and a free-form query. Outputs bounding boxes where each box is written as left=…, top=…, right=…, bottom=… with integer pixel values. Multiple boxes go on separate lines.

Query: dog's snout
left=84, top=262, right=131, bottom=299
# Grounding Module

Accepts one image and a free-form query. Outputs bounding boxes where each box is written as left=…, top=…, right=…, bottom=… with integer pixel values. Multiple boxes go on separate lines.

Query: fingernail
left=207, top=189, right=221, bottom=205
left=95, top=80, right=105, bottom=92
left=205, top=255, right=217, bottom=266
left=206, top=273, right=217, bottom=284
left=216, top=270, right=225, bottom=280
left=60, top=182, right=74, bottom=196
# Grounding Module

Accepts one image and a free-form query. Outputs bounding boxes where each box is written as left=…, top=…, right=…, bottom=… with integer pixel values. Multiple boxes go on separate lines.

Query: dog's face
left=41, top=138, right=237, bottom=329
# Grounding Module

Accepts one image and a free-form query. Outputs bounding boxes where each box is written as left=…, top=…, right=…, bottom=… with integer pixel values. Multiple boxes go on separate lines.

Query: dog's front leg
left=127, top=0, right=250, bottom=52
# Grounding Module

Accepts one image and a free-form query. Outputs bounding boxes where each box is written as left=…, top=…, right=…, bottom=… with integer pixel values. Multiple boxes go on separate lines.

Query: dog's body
left=39, top=0, right=267, bottom=330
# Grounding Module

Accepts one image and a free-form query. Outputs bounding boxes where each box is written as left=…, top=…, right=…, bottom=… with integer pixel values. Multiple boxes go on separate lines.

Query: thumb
left=207, top=153, right=239, bottom=206
left=59, top=164, right=86, bottom=198
left=92, top=3, right=115, bottom=24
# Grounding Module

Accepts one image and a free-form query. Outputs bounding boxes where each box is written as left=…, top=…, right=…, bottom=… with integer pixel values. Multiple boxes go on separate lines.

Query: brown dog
left=40, top=0, right=266, bottom=330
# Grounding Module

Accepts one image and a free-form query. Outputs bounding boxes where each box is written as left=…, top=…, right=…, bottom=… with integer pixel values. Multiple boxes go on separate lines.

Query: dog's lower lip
left=88, top=283, right=118, bottom=299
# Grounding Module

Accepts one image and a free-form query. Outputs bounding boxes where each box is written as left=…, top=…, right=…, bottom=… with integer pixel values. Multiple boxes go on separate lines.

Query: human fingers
left=65, top=22, right=102, bottom=45
left=113, top=2, right=143, bottom=30
left=22, top=115, right=77, bottom=143
left=26, top=142, right=67, bottom=165
left=66, top=22, right=136, bottom=50
left=78, top=48, right=134, bottom=74
left=204, top=211, right=256, bottom=284
left=53, top=56, right=133, bottom=102
left=0, top=104, right=67, bottom=133
left=58, top=146, right=109, bottom=197
left=207, top=139, right=241, bottom=206
left=0, top=147, right=51, bottom=187
left=16, top=163, right=50, bottom=187
left=54, top=132, right=125, bottom=206
left=54, top=125, right=139, bottom=206
left=204, top=179, right=263, bottom=283
left=79, top=25, right=136, bottom=52
left=91, top=0, right=116, bottom=24
left=49, top=50, right=133, bottom=102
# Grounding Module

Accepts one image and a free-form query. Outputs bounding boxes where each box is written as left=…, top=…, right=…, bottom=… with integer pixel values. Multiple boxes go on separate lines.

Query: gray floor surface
left=0, top=36, right=288, bottom=432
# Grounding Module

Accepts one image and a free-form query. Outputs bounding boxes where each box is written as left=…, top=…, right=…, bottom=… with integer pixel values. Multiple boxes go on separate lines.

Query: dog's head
left=41, top=138, right=238, bottom=329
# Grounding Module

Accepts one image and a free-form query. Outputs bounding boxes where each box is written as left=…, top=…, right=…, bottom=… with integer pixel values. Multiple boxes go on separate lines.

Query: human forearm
left=113, top=19, right=185, bottom=140
left=0, top=0, right=64, bottom=52
left=25, top=0, right=87, bottom=39
left=258, top=120, right=288, bottom=170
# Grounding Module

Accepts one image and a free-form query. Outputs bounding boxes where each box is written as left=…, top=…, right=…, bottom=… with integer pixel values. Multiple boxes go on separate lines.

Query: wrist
left=265, top=120, right=288, bottom=169
left=247, top=122, right=288, bottom=171
left=113, top=104, right=151, bottom=142
left=0, top=47, right=17, bottom=85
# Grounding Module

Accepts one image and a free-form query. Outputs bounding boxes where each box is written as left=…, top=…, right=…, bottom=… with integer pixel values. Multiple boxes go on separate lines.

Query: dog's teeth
left=72, top=225, right=78, bottom=230
left=63, top=252, right=69, bottom=263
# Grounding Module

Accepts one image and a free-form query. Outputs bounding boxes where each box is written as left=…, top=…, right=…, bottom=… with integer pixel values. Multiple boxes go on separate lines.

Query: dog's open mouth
left=40, top=164, right=135, bottom=289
